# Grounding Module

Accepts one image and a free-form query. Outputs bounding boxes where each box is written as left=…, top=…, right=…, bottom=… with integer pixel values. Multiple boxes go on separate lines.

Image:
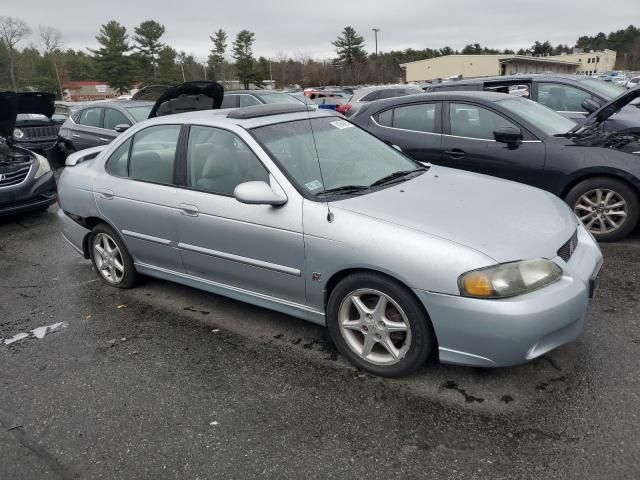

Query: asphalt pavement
left=1, top=205, right=639, bottom=479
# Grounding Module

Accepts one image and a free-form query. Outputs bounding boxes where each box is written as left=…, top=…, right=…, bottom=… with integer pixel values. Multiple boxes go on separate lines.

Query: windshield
left=125, top=105, right=153, bottom=122
left=252, top=117, right=421, bottom=198
left=497, top=97, right=576, bottom=136
left=256, top=93, right=303, bottom=105
left=577, top=78, right=626, bottom=99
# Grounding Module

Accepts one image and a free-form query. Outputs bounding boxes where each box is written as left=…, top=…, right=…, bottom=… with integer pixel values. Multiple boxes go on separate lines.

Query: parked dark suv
left=426, top=74, right=639, bottom=131
left=10, top=92, right=60, bottom=153
left=0, top=91, right=57, bottom=216
left=57, top=100, right=153, bottom=155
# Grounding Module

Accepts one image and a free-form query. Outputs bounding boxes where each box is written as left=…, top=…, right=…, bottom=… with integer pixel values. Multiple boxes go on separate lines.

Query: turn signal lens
left=462, top=272, right=494, bottom=298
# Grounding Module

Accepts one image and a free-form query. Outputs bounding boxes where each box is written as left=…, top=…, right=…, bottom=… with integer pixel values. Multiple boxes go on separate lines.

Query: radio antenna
left=305, top=102, right=332, bottom=220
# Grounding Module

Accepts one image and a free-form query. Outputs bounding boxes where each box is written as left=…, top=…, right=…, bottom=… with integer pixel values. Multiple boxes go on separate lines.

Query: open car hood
left=585, top=86, right=640, bottom=126
left=131, top=84, right=172, bottom=102
left=148, top=81, right=224, bottom=118
left=0, top=91, right=55, bottom=140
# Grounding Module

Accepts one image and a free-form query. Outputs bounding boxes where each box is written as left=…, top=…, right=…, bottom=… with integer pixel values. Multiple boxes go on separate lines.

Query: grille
left=557, top=229, right=578, bottom=262
left=0, top=165, right=31, bottom=187
left=23, top=125, right=59, bottom=139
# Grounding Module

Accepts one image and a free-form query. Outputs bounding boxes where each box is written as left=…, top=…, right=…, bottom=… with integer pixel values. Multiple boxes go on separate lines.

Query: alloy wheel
left=575, top=188, right=628, bottom=235
left=338, top=288, right=412, bottom=366
left=92, top=233, right=125, bottom=284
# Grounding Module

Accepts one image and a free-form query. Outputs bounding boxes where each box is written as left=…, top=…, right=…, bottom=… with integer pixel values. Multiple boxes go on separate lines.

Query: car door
left=175, top=125, right=306, bottom=304
left=101, top=107, right=132, bottom=143
left=72, top=107, right=106, bottom=150
left=534, top=81, right=603, bottom=121
left=93, top=124, right=184, bottom=272
left=441, top=101, right=546, bottom=186
left=368, top=102, right=443, bottom=163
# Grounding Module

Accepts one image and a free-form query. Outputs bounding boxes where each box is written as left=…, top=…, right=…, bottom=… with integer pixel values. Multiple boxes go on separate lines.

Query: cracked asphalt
left=1, top=205, right=640, bottom=479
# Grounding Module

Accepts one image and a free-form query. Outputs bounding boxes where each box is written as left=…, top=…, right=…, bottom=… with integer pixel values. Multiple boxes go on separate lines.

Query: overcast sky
left=4, top=0, right=639, bottom=61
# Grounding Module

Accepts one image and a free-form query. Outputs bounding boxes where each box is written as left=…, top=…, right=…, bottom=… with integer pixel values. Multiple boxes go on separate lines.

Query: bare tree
left=39, top=26, right=64, bottom=97
left=0, top=16, right=31, bottom=90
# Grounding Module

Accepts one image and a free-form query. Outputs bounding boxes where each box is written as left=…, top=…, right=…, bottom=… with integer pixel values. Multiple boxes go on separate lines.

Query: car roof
left=79, top=100, right=154, bottom=109
left=144, top=104, right=338, bottom=129
left=428, top=74, right=587, bottom=87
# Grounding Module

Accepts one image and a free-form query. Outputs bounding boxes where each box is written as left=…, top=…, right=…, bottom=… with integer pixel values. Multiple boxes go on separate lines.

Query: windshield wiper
left=317, top=185, right=371, bottom=197
left=370, top=167, right=427, bottom=187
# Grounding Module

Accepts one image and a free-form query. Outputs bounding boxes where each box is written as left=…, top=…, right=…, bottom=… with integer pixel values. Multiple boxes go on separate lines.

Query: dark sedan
left=425, top=74, right=638, bottom=131
left=57, top=100, right=153, bottom=155
left=351, top=90, right=640, bottom=241
left=220, top=90, right=303, bottom=108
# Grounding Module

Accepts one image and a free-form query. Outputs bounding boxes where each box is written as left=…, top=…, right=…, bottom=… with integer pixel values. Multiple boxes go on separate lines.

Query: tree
left=531, top=40, right=554, bottom=56
left=39, top=26, right=64, bottom=98
left=207, top=29, right=227, bottom=81
left=90, top=21, right=133, bottom=95
left=232, top=29, right=257, bottom=89
left=332, top=26, right=367, bottom=83
left=133, top=20, right=165, bottom=81
left=0, top=16, right=31, bottom=90
left=156, top=46, right=180, bottom=83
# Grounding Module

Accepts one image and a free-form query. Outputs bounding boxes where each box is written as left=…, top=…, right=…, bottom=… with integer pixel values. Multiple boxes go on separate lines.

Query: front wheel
left=326, top=272, right=435, bottom=377
left=566, top=177, right=639, bottom=242
left=90, top=224, right=137, bottom=288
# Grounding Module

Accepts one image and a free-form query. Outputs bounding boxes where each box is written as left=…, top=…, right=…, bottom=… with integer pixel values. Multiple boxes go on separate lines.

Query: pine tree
left=90, top=21, right=133, bottom=94
left=133, top=20, right=166, bottom=81
left=207, top=29, right=227, bottom=81
left=332, top=26, right=366, bottom=83
left=232, top=30, right=256, bottom=89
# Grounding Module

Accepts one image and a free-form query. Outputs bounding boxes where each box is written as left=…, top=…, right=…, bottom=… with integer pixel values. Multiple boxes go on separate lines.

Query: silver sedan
left=58, top=103, right=602, bottom=377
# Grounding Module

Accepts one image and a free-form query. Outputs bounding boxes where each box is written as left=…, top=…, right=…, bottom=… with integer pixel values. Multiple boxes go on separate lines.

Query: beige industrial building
left=401, top=49, right=616, bottom=82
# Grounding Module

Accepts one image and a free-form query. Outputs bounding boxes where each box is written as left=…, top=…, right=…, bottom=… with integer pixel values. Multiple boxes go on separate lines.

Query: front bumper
left=0, top=171, right=57, bottom=216
left=415, top=225, right=603, bottom=367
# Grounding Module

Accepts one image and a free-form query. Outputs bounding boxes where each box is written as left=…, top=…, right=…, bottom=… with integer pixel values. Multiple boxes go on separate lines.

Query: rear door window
left=239, top=95, right=261, bottom=107
left=129, top=125, right=181, bottom=185
left=221, top=95, right=239, bottom=108
left=393, top=104, right=437, bottom=133
left=79, top=108, right=102, bottom=128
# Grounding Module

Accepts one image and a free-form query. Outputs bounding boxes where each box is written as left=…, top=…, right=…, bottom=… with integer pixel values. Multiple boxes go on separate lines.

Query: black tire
left=89, top=223, right=137, bottom=289
left=326, top=272, right=435, bottom=377
left=565, top=177, right=639, bottom=242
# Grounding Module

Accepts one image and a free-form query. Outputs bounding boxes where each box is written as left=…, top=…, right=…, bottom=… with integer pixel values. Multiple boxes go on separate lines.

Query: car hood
left=0, top=91, right=55, bottom=140
left=332, top=166, right=578, bottom=263
left=584, top=86, right=640, bottom=126
left=148, top=81, right=224, bottom=118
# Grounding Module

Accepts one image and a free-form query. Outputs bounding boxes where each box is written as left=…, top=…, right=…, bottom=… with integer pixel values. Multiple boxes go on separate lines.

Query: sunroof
left=226, top=104, right=313, bottom=119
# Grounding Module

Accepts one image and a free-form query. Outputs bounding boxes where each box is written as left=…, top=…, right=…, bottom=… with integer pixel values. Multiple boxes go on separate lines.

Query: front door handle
left=444, top=149, right=466, bottom=159
left=99, top=137, right=110, bottom=142
left=71, top=133, right=80, bottom=138
left=97, top=189, right=114, bottom=200
left=179, top=203, right=199, bottom=217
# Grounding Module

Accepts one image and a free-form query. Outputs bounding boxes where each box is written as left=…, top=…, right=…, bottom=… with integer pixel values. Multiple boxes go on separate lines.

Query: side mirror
left=494, top=127, right=523, bottom=148
left=114, top=124, right=130, bottom=133
left=234, top=181, right=287, bottom=206
left=581, top=98, right=600, bottom=114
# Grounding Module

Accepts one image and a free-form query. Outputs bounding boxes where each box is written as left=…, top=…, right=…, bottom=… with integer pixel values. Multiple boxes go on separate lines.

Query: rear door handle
left=97, top=189, right=114, bottom=200
left=444, top=149, right=466, bottom=159
left=179, top=203, right=199, bottom=217
left=99, top=137, right=110, bottom=142
left=71, top=133, right=80, bottom=138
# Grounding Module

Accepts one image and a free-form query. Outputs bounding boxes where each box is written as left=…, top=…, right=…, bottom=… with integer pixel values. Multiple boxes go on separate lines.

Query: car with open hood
left=0, top=91, right=57, bottom=216
left=57, top=81, right=225, bottom=157
left=57, top=94, right=602, bottom=377
left=351, top=88, right=640, bottom=241
left=425, top=74, right=639, bottom=132
left=6, top=91, right=60, bottom=153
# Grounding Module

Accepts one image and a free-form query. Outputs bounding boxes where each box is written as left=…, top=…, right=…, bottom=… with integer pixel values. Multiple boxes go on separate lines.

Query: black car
left=220, top=90, right=303, bottom=108
left=425, top=74, right=639, bottom=131
left=351, top=89, right=640, bottom=241
left=11, top=92, right=60, bottom=152
left=57, top=100, right=153, bottom=155
left=0, top=91, right=57, bottom=216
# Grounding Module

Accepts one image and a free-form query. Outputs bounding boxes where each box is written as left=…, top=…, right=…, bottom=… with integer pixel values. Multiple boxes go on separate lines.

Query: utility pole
left=202, top=63, right=207, bottom=80
left=372, top=28, right=380, bottom=83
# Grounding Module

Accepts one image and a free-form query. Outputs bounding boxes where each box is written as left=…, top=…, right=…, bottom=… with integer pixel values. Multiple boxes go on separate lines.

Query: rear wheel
left=90, top=224, right=137, bottom=288
left=326, top=272, right=434, bottom=377
left=565, top=177, right=639, bottom=242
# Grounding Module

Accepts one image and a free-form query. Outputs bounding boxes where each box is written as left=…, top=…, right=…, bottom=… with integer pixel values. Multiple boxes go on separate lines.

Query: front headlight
left=458, top=259, right=562, bottom=299
left=34, top=155, right=51, bottom=178
left=13, top=128, right=24, bottom=139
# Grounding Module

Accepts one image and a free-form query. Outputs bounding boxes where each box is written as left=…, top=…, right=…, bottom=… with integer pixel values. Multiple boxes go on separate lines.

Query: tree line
left=1, top=17, right=639, bottom=97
